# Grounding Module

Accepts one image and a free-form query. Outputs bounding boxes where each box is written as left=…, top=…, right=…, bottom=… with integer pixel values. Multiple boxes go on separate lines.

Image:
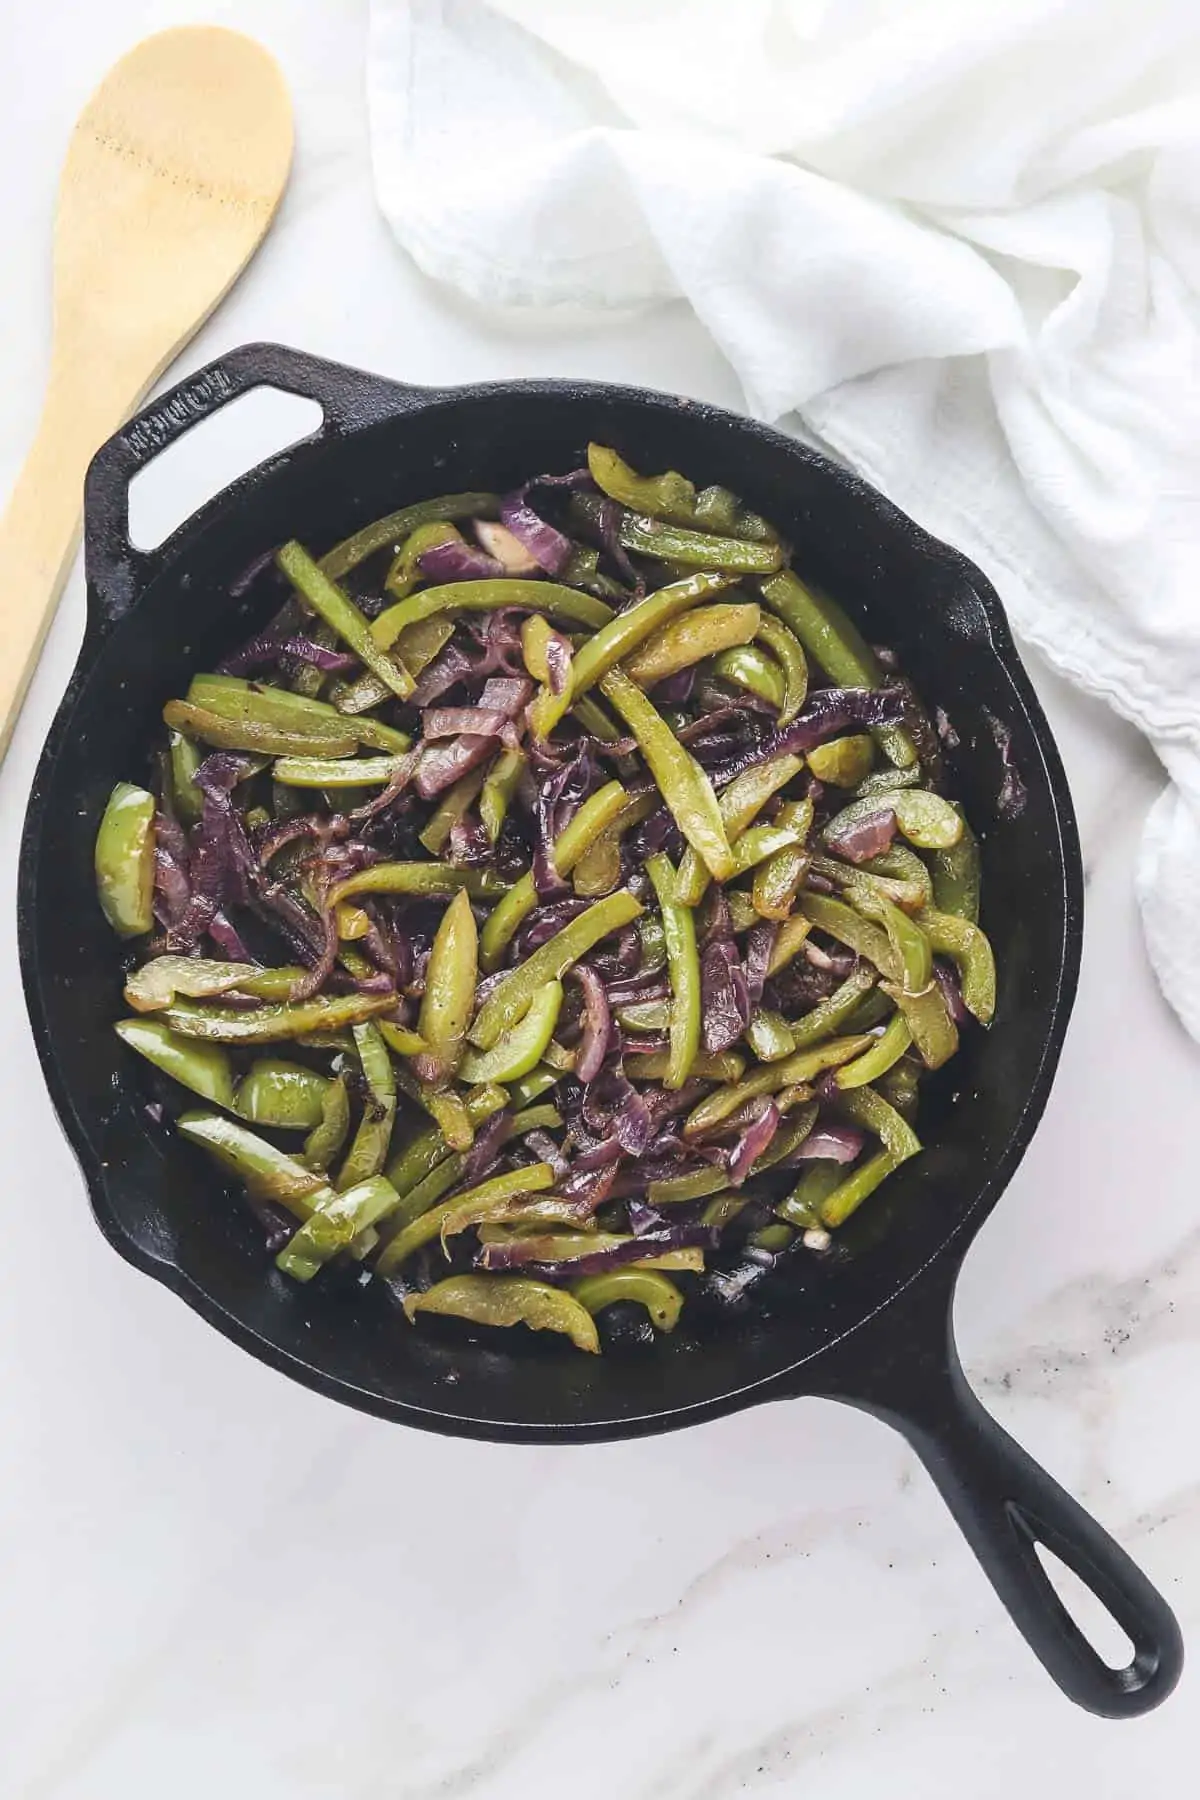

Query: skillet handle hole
left=127, top=387, right=325, bottom=551
left=1030, top=1534, right=1137, bottom=1671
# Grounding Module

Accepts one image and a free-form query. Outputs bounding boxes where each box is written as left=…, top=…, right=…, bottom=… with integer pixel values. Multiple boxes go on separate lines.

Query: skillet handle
left=82, top=342, right=428, bottom=628
left=815, top=1267, right=1183, bottom=1717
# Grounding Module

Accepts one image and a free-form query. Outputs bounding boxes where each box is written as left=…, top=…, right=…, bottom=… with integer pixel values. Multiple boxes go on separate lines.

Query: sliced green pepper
left=277, top=541, right=417, bottom=701
left=891, top=789, right=963, bottom=850
left=765, top=912, right=813, bottom=976
left=618, top=513, right=783, bottom=574
left=479, top=745, right=525, bottom=845
left=277, top=1175, right=401, bottom=1281
left=834, top=1011, right=912, bottom=1089
left=632, top=1049, right=745, bottom=1083
left=164, top=699, right=358, bottom=761
left=776, top=1160, right=845, bottom=1230
left=187, top=674, right=410, bottom=755
left=471, top=890, right=643, bottom=1051
left=337, top=1021, right=398, bottom=1188
left=845, top=888, right=931, bottom=994
left=570, top=792, right=658, bottom=901
left=459, top=980, right=564, bottom=1085
left=419, top=765, right=489, bottom=856
left=124, top=955, right=260, bottom=1013
left=807, top=734, right=874, bottom=787
left=319, top=493, right=499, bottom=581
left=382, top=520, right=462, bottom=602
left=759, top=569, right=917, bottom=769
left=95, top=783, right=156, bottom=937
left=530, top=569, right=730, bottom=738
left=176, top=1111, right=329, bottom=1216
left=376, top=1163, right=556, bottom=1273
left=683, top=1035, right=873, bottom=1136
left=415, top=888, right=478, bottom=1087
left=586, top=442, right=697, bottom=526
left=571, top=1269, right=684, bottom=1332
left=384, top=1085, right=508, bottom=1198
left=882, top=980, right=959, bottom=1070
left=675, top=752, right=803, bottom=907
left=863, top=844, right=934, bottom=910
left=617, top=998, right=671, bottom=1033
left=646, top=854, right=701, bottom=1090
left=819, top=1151, right=901, bottom=1229
left=919, top=909, right=996, bottom=1024
left=754, top=613, right=808, bottom=724
left=272, top=752, right=412, bottom=789
left=877, top=1057, right=921, bottom=1123
left=835, top=1083, right=922, bottom=1161
left=168, top=729, right=204, bottom=824
left=479, top=781, right=630, bottom=972
left=600, top=668, right=734, bottom=883
left=161, top=990, right=396, bottom=1044
left=237, top=1059, right=331, bottom=1130
left=404, top=1274, right=600, bottom=1354
left=571, top=692, right=625, bottom=743
left=625, top=603, right=760, bottom=688
left=713, top=643, right=785, bottom=709
left=647, top=1165, right=729, bottom=1205
left=302, top=1073, right=351, bottom=1172
left=745, top=1010, right=795, bottom=1062
left=797, top=893, right=901, bottom=984
left=369, top=578, right=613, bottom=647
left=330, top=863, right=504, bottom=905
left=115, top=1017, right=237, bottom=1111
left=750, top=799, right=813, bottom=920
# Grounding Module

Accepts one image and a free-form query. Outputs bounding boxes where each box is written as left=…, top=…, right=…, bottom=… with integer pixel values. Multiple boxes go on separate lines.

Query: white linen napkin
left=368, top=0, right=1200, bottom=1037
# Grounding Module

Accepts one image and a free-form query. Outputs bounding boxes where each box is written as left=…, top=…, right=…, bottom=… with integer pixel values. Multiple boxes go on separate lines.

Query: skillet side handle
left=815, top=1269, right=1183, bottom=1718
left=83, top=341, right=429, bottom=630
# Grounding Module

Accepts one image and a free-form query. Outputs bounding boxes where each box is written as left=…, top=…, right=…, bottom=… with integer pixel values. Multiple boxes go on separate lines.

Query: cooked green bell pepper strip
left=810, top=853, right=924, bottom=917
left=336, top=1021, right=398, bottom=1188
left=683, top=1035, right=873, bottom=1136
left=776, top=1160, right=846, bottom=1230
left=570, top=792, right=658, bottom=900
left=161, top=990, right=396, bottom=1044
left=187, top=674, right=410, bottom=755
left=476, top=1229, right=704, bottom=1274
left=797, top=893, right=902, bottom=985
left=919, top=909, right=996, bottom=1023
left=277, top=1175, right=401, bottom=1281
left=600, top=668, right=734, bottom=882
left=383, top=519, right=462, bottom=600
left=370, top=578, right=613, bottom=647
left=784, top=966, right=879, bottom=1053
left=115, top=1017, right=237, bottom=1110
left=864, top=844, right=934, bottom=910
left=421, top=1087, right=474, bottom=1151
left=617, top=998, right=672, bottom=1033
left=336, top=902, right=372, bottom=941
left=479, top=781, right=630, bottom=971
left=329, top=863, right=504, bottom=905
left=632, top=1049, right=745, bottom=1083
left=882, top=979, right=959, bottom=1069
left=846, top=887, right=931, bottom=994
left=177, top=1111, right=329, bottom=1215
left=571, top=692, right=625, bottom=743
left=414, top=887, right=477, bottom=1088
left=676, top=752, right=803, bottom=907
left=277, top=540, right=416, bottom=701
left=713, top=643, right=785, bottom=709
left=404, top=1274, right=600, bottom=1353
left=378, top=1021, right=427, bottom=1059
left=820, top=1151, right=902, bottom=1229
left=764, top=912, right=813, bottom=976
left=95, top=783, right=156, bottom=937
left=750, top=799, right=813, bottom=920
left=124, top=955, right=260, bottom=1013
left=419, top=764, right=489, bottom=855
left=835, top=1011, right=912, bottom=1089
left=236, top=1059, right=331, bottom=1130
left=877, top=1057, right=921, bottom=1123
left=233, top=965, right=309, bottom=1000
left=928, top=807, right=981, bottom=922
left=646, top=854, right=701, bottom=1090
left=745, top=1010, right=795, bottom=1062
left=854, top=763, right=922, bottom=801
left=759, top=568, right=917, bottom=769
left=618, top=512, right=783, bottom=574
left=384, top=1085, right=508, bottom=1198
left=752, top=1101, right=819, bottom=1172
left=835, top=1083, right=922, bottom=1161
left=319, top=493, right=499, bottom=581
left=479, top=745, right=526, bottom=845
left=336, top=617, right=455, bottom=714
left=625, top=603, right=760, bottom=687
left=701, top=1191, right=752, bottom=1229
left=164, top=699, right=359, bottom=760
left=727, top=822, right=805, bottom=877
left=647, top=1165, right=729, bottom=1205
left=586, top=442, right=697, bottom=526
left=530, top=570, right=731, bottom=738
left=168, top=729, right=204, bottom=824
left=460, top=980, right=564, bottom=1085
left=385, top=1101, right=553, bottom=1238
left=273, top=752, right=412, bottom=789
left=753, top=613, right=808, bottom=724
left=506, top=1066, right=562, bottom=1107
left=571, top=1269, right=684, bottom=1332
left=807, top=734, right=874, bottom=787
left=519, top=613, right=570, bottom=687
left=376, top=1163, right=556, bottom=1273
left=302, top=1073, right=351, bottom=1172
left=472, top=890, right=643, bottom=1051
left=890, top=789, right=963, bottom=850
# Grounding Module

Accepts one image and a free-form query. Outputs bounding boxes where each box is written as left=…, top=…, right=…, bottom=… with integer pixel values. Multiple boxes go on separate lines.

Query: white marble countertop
left=1, top=3, right=1197, bottom=1794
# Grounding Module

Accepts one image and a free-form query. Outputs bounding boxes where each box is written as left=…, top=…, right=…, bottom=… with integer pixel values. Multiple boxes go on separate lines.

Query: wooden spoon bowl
left=0, top=27, right=293, bottom=759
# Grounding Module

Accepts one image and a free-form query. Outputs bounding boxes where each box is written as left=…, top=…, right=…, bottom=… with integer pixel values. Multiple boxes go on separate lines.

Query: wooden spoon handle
left=0, top=357, right=147, bottom=759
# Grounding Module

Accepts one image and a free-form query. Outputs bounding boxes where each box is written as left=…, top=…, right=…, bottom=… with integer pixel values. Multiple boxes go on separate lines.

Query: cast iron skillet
left=19, top=343, right=1183, bottom=1716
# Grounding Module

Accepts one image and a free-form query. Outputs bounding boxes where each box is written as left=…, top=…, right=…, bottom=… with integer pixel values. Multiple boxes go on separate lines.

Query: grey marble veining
left=0, top=4, right=1196, bottom=1796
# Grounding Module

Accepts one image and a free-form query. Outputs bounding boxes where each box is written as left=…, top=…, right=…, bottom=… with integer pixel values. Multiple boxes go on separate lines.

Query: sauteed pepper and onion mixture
left=95, top=444, right=997, bottom=1356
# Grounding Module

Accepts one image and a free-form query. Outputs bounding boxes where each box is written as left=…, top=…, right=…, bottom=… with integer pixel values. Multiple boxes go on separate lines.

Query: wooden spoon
left=0, top=27, right=293, bottom=760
